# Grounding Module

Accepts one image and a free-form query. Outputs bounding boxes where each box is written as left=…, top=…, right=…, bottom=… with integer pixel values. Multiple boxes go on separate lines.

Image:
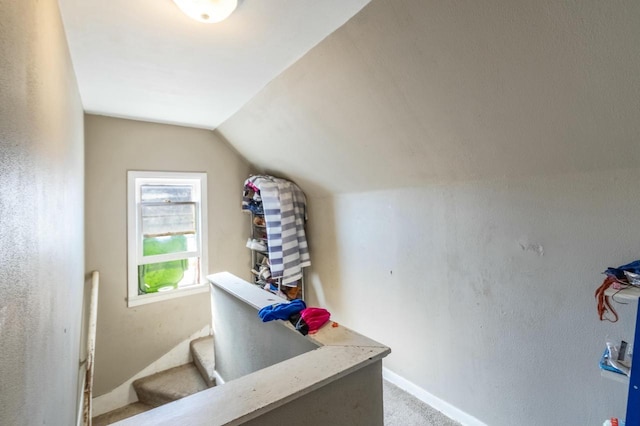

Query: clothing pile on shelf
left=258, top=299, right=331, bottom=336
left=242, top=175, right=311, bottom=300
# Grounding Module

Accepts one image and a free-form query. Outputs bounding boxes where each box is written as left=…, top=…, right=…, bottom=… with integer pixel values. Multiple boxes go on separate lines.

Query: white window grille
left=127, top=171, right=208, bottom=307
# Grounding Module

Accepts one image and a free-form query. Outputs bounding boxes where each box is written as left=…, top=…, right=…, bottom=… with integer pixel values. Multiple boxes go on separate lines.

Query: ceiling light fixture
left=173, top=0, right=238, bottom=24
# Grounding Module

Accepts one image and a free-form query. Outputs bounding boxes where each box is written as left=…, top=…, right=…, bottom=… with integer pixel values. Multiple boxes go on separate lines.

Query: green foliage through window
left=138, top=235, right=188, bottom=293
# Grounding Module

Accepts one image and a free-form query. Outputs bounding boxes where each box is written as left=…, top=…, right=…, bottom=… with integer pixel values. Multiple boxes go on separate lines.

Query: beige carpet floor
left=384, top=380, right=462, bottom=426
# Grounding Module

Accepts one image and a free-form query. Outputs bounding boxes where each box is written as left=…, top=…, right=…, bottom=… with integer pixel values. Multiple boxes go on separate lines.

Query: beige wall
left=0, top=1, right=85, bottom=425
left=218, top=0, right=640, bottom=424
left=85, top=115, right=251, bottom=396
left=219, top=0, right=640, bottom=197
left=304, top=173, right=639, bottom=425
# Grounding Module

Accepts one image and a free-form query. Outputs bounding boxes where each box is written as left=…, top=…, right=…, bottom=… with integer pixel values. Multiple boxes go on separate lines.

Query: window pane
left=141, top=203, right=196, bottom=238
left=140, top=184, right=193, bottom=203
left=142, top=234, right=197, bottom=256
left=138, top=257, right=200, bottom=294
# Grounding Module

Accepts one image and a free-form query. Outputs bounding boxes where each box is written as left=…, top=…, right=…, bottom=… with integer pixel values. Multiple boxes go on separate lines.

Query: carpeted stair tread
left=92, top=402, right=153, bottom=426
left=190, top=336, right=216, bottom=387
left=132, top=363, right=208, bottom=408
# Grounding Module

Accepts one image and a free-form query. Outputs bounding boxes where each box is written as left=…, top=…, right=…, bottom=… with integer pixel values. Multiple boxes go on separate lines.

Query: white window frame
left=127, top=171, right=209, bottom=307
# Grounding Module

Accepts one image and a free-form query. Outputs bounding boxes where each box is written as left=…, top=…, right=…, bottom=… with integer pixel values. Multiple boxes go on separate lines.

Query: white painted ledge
left=113, top=272, right=390, bottom=425
left=127, top=283, right=209, bottom=307
left=605, top=285, right=640, bottom=301
left=601, top=369, right=630, bottom=385
left=207, top=271, right=287, bottom=310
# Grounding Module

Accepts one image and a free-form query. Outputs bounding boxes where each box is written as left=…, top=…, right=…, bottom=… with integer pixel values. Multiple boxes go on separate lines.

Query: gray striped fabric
left=243, top=175, right=310, bottom=285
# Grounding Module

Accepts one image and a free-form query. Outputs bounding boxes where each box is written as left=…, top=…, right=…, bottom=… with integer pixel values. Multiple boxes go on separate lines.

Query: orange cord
left=595, top=276, right=618, bottom=322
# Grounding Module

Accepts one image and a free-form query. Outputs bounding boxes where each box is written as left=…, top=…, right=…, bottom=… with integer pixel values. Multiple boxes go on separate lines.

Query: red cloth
left=301, top=307, right=330, bottom=332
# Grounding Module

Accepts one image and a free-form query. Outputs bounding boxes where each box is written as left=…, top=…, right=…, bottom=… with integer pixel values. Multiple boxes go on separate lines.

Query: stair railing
left=82, top=271, right=100, bottom=426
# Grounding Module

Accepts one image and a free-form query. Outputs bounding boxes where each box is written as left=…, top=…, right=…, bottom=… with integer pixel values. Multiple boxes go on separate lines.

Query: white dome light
left=173, top=0, right=238, bottom=24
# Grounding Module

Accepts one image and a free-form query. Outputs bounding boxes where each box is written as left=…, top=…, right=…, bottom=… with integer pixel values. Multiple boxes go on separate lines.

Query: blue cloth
left=258, top=299, right=306, bottom=322
left=604, top=260, right=640, bottom=279
left=246, top=200, right=263, bottom=215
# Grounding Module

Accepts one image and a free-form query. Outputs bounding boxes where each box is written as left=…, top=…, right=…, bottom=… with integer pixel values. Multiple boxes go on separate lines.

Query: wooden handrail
left=83, top=271, right=100, bottom=426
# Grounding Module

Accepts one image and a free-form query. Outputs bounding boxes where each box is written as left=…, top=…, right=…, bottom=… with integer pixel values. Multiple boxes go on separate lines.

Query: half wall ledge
left=113, top=272, right=390, bottom=426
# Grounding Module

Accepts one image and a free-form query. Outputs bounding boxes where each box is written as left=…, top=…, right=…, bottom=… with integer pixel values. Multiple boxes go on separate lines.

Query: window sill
left=127, top=283, right=209, bottom=307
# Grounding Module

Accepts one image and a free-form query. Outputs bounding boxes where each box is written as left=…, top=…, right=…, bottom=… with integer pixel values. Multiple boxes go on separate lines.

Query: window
left=127, top=171, right=208, bottom=307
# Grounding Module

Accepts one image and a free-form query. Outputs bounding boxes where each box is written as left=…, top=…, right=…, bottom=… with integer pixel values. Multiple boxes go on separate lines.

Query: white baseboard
left=92, top=325, right=211, bottom=417
left=382, top=367, right=486, bottom=426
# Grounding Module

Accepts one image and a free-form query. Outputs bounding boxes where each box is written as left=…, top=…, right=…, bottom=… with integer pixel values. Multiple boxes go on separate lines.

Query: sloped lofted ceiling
left=216, top=0, right=640, bottom=196
left=58, top=0, right=370, bottom=129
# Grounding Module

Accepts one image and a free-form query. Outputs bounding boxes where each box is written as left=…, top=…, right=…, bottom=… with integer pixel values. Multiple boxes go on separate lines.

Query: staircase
left=92, top=336, right=215, bottom=426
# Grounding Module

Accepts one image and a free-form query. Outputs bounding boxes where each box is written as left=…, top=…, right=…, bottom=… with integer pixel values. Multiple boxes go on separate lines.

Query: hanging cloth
left=243, top=175, right=310, bottom=285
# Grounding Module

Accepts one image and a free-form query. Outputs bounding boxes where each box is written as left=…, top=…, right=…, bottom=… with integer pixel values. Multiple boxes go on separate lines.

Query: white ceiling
left=58, top=0, right=370, bottom=129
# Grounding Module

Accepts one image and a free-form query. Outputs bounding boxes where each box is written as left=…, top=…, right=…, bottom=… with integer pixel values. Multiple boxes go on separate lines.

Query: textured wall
left=306, top=170, right=638, bottom=425
left=219, top=0, right=640, bottom=197
left=0, top=1, right=85, bottom=425
left=85, top=115, right=251, bottom=396
left=218, top=0, right=640, bottom=424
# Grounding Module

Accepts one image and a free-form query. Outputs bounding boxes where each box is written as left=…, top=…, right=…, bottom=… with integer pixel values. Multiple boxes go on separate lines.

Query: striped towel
left=243, top=175, right=310, bottom=285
